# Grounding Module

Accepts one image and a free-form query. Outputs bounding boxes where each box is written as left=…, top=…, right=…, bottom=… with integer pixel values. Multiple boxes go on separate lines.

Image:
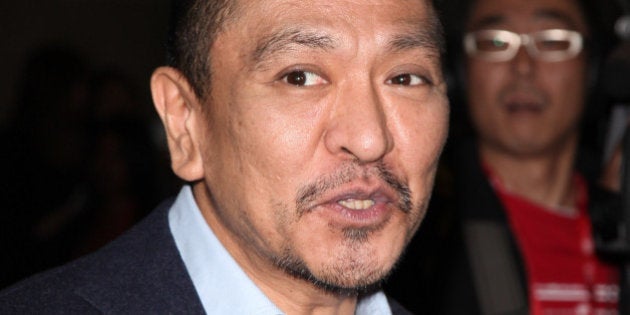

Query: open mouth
left=310, top=188, right=398, bottom=226
left=505, top=100, right=544, bottom=114
left=296, top=165, right=411, bottom=228
left=502, top=90, right=546, bottom=114
left=338, top=198, right=375, bottom=210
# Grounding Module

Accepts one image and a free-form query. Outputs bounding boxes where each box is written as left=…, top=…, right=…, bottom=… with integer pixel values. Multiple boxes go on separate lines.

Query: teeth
left=338, top=199, right=375, bottom=210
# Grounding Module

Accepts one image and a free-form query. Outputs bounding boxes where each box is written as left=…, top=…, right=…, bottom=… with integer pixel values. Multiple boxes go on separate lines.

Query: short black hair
left=166, top=0, right=236, bottom=100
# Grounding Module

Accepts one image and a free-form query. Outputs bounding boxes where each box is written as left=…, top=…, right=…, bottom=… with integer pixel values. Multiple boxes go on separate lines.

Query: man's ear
left=150, top=66, right=204, bottom=182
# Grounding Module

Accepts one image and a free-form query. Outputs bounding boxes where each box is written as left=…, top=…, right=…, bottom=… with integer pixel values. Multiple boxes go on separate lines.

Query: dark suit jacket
left=0, top=198, right=412, bottom=314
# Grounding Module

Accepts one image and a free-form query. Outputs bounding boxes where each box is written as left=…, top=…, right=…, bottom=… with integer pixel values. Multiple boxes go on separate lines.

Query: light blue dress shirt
left=168, top=185, right=393, bottom=314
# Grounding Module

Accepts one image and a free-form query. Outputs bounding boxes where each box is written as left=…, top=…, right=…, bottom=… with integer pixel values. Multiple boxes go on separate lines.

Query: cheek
left=239, top=108, right=321, bottom=188
left=539, top=61, right=587, bottom=128
left=466, top=61, right=502, bottom=103
left=212, top=98, right=325, bottom=214
left=465, top=62, right=504, bottom=125
left=546, top=63, right=587, bottom=107
left=394, top=95, right=449, bottom=183
left=234, top=85, right=327, bottom=164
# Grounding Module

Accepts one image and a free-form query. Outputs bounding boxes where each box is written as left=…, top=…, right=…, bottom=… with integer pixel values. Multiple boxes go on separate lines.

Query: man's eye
left=281, top=70, right=326, bottom=86
left=388, top=74, right=427, bottom=86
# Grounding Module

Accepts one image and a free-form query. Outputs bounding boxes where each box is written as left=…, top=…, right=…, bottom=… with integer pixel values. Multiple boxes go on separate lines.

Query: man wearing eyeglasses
left=386, top=0, right=620, bottom=314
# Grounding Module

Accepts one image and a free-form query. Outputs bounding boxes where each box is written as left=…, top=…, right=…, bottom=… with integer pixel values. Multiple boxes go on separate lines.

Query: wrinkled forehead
left=467, top=0, right=588, bottom=33
left=208, top=0, right=444, bottom=73
left=223, top=0, right=441, bottom=45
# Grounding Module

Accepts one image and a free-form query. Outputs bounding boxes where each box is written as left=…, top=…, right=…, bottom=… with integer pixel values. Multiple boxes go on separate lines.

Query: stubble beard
left=271, top=238, right=386, bottom=297
left=267, top=162, right=415, bottom=296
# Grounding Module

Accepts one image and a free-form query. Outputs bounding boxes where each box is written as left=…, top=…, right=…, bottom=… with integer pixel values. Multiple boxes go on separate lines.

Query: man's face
left=465, top=0, right=588, bottom=156
left=194, top=0, right=448, bottom=293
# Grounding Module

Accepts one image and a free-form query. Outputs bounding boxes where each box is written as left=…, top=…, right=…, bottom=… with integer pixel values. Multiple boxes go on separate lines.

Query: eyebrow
left=251, top=18, right=444, bottom=69
left=534, top=9, right=581, bottom=29
left=387, top=19, right=444, bottom=55
left=251, top=28, right=336, bottom=67
left=469, top=15, right=503, bottom=30
left=470, top=9, right=581, bottom=30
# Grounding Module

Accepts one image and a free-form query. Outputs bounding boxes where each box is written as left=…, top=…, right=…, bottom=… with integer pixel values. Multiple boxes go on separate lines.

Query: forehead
left=222, top=0, right=437, bottom=47
left=233, top=0, right=430, bottom=21
left=467, top=0, right=587, bottom=32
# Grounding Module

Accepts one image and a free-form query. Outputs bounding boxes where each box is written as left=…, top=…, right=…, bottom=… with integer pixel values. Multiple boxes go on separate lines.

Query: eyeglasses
left=464, top=29, right=583, bottom=62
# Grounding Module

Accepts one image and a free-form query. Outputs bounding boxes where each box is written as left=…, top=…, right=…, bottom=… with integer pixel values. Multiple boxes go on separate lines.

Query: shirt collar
left=169, top=185, right=392, bottom=315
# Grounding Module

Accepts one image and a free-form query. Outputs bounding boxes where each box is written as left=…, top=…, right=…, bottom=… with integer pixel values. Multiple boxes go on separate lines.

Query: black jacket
left=0, top=197, right=412, bottom=314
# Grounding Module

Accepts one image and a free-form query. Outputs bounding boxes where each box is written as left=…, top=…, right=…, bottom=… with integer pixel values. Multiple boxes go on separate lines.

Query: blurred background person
left=386, top=0, right=624, bottom=314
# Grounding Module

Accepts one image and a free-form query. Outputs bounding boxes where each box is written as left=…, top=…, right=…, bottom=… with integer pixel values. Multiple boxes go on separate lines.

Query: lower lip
left=506, top=103, right=544, bottom=114
left=312, top=202, right=393, bottom=227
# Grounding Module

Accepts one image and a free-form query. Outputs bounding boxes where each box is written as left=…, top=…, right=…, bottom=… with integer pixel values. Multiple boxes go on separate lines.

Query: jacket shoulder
left=0, top=262, right=100, bottom=313
left=0, top=198, right=204, bottom=314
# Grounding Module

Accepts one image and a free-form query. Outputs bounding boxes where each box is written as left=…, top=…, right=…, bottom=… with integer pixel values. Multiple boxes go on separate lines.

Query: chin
left=274, top=236, right=401, bottom=296
left=306, top=261, right=392, bottom=296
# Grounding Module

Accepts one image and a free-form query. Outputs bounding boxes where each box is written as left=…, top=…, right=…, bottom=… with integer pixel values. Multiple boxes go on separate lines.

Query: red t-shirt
left=488, top=171, right=619, bottom=315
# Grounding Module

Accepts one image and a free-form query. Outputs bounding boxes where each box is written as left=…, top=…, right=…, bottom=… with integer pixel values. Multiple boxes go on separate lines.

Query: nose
left=510, top=43, right=534, bottom=77
left=324, top=80, right=393, bottom=164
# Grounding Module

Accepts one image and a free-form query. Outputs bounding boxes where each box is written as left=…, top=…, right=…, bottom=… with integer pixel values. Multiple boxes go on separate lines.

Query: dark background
left=0, top=1, right=176, bottom=289
left=0, top=0, right=170, bottom=128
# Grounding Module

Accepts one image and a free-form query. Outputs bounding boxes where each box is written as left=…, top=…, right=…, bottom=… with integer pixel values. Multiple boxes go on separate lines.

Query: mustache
left=295, top=162, right=412, bottom=215
left=498, top=81, right=547, bottom=104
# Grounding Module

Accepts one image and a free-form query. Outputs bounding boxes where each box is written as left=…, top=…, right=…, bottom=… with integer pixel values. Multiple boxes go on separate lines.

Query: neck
left=253, top=277, right=359, bottom=315
left=238, top=254, right=359, bottom=315
left=479, top=139, right=578, bottom=213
